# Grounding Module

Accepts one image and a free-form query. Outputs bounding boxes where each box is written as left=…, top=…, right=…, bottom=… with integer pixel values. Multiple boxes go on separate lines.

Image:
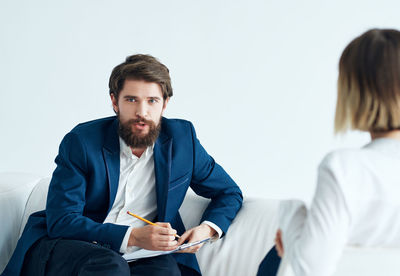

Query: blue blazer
left=2, top=116, right=243, bottom=276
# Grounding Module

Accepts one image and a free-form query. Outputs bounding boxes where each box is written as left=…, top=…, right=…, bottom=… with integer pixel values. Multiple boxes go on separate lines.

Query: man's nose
left=135, top=102, right=148, bottom=118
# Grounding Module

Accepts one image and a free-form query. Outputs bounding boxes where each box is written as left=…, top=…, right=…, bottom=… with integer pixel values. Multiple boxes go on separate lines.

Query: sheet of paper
left=122, top=238, right=211, bottom=262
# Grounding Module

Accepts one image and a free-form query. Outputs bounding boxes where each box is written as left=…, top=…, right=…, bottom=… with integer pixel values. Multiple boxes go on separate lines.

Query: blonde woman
left=258, top=28, right=400, bottom=276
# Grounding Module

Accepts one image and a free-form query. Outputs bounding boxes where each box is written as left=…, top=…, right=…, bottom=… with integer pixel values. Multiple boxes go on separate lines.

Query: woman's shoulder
left=320, top=139, right=400, bottom=172
left=316, top=145, right=397, bottom=207
left=316, top=147, right=380, bottom=198
left=318, top=148, right=367, bottom=173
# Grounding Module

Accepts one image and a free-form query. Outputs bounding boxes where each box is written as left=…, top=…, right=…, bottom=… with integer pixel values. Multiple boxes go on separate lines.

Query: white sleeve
left=119, top=226, right=140, bottom=253
left=202, top=220, right=222, bottom=241
left=279, top=162, right=351, bottom=276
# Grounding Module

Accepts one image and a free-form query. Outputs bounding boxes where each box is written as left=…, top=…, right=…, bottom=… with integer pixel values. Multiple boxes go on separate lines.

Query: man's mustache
left=127, top=118, right=153, bottom=125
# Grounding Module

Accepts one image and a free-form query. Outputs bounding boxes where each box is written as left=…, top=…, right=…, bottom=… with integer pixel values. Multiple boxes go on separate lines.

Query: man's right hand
left=128, top=222, right=179, bottom=251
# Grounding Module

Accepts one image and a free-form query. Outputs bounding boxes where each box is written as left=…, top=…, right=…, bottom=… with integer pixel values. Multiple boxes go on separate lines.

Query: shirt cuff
left=119, top=226, right=133, bottom=253
left=119, top=226, right=141, bottom=254
left=202, top=221, right=222, bottom=241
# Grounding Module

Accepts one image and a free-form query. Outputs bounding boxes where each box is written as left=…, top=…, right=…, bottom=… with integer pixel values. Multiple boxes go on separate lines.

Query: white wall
left=0, top=0, right=397, bottom=202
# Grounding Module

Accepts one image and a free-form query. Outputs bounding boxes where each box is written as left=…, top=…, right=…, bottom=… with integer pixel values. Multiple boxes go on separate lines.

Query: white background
left=1, top=0, right=398, bottom=202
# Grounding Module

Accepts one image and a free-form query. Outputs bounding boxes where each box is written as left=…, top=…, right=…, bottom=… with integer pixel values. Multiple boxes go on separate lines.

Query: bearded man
left=2, top=54, right=243, bottom=276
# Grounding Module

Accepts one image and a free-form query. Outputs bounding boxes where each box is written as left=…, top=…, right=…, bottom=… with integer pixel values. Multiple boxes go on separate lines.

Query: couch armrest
left=19, top=177, right=51, bottom=237
left=180, top=190, right=280, bottom=276
left=0, top=172, right=42, bottom=273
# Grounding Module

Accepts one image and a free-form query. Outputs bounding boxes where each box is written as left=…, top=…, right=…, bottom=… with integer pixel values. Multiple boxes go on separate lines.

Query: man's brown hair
left=335, top=28, right=400, bottom=133
left=109, top=54, right=173, bottom=100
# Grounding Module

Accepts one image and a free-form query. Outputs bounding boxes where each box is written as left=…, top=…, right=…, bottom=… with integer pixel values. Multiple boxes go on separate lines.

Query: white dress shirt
left=104, top=138, right=222, bottom=254
left=279, top=138, right=400, bottom=276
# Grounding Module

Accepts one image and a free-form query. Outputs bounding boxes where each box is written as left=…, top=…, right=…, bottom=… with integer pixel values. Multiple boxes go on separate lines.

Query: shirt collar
left=119, top=137, right=154, bottom=159
left=364, top=137, right=400, bottom=158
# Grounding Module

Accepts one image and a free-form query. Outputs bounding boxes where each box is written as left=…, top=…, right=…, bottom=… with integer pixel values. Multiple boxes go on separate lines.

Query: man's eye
left=127, top=98, right=136, bottom=102
left=149, top=99, right=156, bottom=103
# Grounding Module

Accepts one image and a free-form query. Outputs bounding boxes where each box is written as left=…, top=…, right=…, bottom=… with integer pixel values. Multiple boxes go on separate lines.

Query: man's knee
left=129, top=255, right=181, bottom=276
left=170, top=264, right=182, bottom=276
left=77, top=247, right=130, bottom=276
left=155, top=255, right=181, bottom=276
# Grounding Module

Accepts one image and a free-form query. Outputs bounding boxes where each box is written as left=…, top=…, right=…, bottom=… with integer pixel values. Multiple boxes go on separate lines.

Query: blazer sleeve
left=46, top=132, right=128, bottom=252
left=188, top=122, right=243, bottom=236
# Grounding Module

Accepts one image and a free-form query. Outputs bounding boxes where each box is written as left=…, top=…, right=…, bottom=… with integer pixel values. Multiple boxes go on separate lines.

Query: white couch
left=1, top=172, right=400, bottom=276
left=0, top=172, right=278, bottom=276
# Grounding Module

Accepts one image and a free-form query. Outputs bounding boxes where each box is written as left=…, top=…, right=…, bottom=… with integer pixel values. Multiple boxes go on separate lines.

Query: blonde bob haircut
left=335, top=28, right=400, bottom=133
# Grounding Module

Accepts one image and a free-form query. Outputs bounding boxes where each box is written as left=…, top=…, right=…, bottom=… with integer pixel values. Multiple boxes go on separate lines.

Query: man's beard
left=118, top=115, right=161, bottom=148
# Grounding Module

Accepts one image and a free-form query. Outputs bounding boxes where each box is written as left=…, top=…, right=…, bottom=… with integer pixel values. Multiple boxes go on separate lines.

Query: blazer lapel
left=102, top=118, right=121, bottom=214
left=154, top=129, right=172, bottom=221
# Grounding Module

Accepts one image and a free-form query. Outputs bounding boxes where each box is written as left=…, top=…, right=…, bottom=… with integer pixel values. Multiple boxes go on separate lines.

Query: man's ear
left=110, top=93, right=119, bottom=114
left=162, top=97, right=170, bottom=114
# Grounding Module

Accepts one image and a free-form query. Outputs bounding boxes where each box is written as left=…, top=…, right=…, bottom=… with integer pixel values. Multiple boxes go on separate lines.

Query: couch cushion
left=180, top=191, right=280, bottom=276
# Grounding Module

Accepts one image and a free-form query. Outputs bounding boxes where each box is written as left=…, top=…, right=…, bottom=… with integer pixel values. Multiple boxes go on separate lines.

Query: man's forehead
left=123, top=78, right=161, bottom=88
left=120, top=79, right=163, bottom=98
left=123, top=94, right=162, bottom=99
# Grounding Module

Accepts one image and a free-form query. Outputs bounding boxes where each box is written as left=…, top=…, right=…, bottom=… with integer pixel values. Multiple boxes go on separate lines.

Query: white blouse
left=279, top=138, right=400, bottom=276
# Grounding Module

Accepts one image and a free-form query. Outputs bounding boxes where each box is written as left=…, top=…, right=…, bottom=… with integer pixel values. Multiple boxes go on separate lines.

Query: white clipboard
left=122, top=238, right=211, bottom=262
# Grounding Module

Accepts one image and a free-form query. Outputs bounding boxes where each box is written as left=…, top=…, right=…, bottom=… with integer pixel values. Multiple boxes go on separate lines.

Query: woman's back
left=328, top=138, right=400, bottom=247
left=278, top=138, right=400, bottom=276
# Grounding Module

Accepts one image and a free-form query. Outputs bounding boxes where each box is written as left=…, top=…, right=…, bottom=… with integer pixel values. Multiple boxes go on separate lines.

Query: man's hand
left=275, top=229, right=284, bottom=257
left=128, top=222, right=178, bottom=251
left=176, top=224, right=216, bottom=253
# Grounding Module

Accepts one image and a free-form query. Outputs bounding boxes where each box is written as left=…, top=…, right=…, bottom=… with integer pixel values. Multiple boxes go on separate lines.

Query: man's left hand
left=176, top=224, right=216, bottom=253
